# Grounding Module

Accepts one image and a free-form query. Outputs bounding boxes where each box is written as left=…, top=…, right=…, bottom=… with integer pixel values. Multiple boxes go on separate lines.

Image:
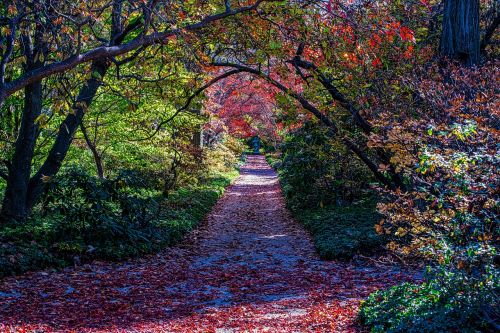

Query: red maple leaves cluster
left=203, top=73, right=281, bottom=140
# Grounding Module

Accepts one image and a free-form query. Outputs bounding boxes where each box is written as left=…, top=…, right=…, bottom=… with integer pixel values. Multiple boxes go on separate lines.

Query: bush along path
left=0, top=156, right=412, bottom=332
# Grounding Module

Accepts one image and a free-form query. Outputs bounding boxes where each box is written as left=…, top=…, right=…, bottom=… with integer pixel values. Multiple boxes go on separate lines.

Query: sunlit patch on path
left=0, top=155, right=410, bottom=332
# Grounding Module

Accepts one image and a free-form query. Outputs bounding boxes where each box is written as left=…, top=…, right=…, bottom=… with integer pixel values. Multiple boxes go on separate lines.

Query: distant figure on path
left=252, top=136, right=260, bottom=154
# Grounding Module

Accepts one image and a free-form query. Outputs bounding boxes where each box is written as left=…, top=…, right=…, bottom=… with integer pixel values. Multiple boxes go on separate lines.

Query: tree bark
left=26, top=60, right=109, bottom=210
left=440, top=0, right=481, bottom=66
left=0, top=77, right=42, bottom=222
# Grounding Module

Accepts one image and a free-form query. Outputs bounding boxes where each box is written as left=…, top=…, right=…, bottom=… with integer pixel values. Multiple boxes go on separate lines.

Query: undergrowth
left=294, top=202, right=384, bottom=259
left=359, top=267, right=499, bottom=333
left=0, top=169, right=238, bottom=277
left=267, top=150, right=384, bottom=260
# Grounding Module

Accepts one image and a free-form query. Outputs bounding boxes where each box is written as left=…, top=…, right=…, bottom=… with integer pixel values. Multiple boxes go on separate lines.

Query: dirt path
left=0, top=156, right=407, bottom=332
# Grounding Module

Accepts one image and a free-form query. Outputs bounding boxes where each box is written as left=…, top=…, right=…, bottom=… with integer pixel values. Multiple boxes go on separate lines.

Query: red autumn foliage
left=203, top=73, right=281, bottom=140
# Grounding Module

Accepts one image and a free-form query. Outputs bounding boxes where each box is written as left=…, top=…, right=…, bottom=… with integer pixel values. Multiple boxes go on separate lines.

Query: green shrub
left=277, top=121, right=372, bottom=210
left=359, top=267, right=499, bottom=333
left=294, top=201, right=384, bottom=259
left=0, top=168, right=238, bottom=277
left=268, top=122, right=384, bottom=260
left=0, top=238, right=64, bottom=275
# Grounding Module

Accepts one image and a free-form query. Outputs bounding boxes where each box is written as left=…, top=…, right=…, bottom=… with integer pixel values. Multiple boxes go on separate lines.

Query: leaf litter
left=0, top=156, right=412, bottom=332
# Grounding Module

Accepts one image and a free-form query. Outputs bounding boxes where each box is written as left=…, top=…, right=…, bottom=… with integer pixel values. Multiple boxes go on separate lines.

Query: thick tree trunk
left=26, top=60, right=109, bottom=211
left=0, top=78, right=42, bottom=222
left=0, top=2, right=131, bottom=223
left=440, top=0, right=481, bottom=66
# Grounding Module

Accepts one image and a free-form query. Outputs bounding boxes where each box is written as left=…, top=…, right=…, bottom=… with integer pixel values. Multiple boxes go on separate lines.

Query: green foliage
left=0, top=144, right=240, bottom=277
left=276, top=121, right=372, bottom=210
left=359, top=267, right=499, bottom=333
left=268, top=121, right=382, bottom=259
left=42, top=168, right=161, bottom=233
left=295, top=202, right=384, bottom=259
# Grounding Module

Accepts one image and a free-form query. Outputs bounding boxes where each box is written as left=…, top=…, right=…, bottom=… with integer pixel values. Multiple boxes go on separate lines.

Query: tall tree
left=1, top=1, right=47, bottom=222
left=440, top=0, right=481, bottom=66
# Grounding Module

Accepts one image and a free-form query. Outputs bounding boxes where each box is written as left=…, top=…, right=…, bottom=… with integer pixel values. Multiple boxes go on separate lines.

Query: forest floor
left=0, top=156, right=412, bottom=332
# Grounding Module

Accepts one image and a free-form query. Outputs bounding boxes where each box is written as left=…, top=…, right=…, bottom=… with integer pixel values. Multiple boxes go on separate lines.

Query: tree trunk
left=80, top=122, right=105, bottom=178
left=26, top=60, right=109, bottom=211
left=190, top=109, right=203, bottom=148
left=440, top=0, right=481, bottom=66
left=191, top=130, right=203, bottom=148
left=0, top=79, right=42, bottom=222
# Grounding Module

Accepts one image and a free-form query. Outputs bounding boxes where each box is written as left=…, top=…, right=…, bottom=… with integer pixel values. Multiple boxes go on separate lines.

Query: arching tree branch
left=136, top=68, right=244, bottom=141
left=481, top=13, right=500, bottom=51
left=288, top=51, right=373, bottom=134
left=0, top=0, right=271, bottom=107
left=212, top=61, right=395, bottom=189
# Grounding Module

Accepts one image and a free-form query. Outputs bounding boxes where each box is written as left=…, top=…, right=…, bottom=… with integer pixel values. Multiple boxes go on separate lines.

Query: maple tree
left=203, top=72, right=280, bottom=143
